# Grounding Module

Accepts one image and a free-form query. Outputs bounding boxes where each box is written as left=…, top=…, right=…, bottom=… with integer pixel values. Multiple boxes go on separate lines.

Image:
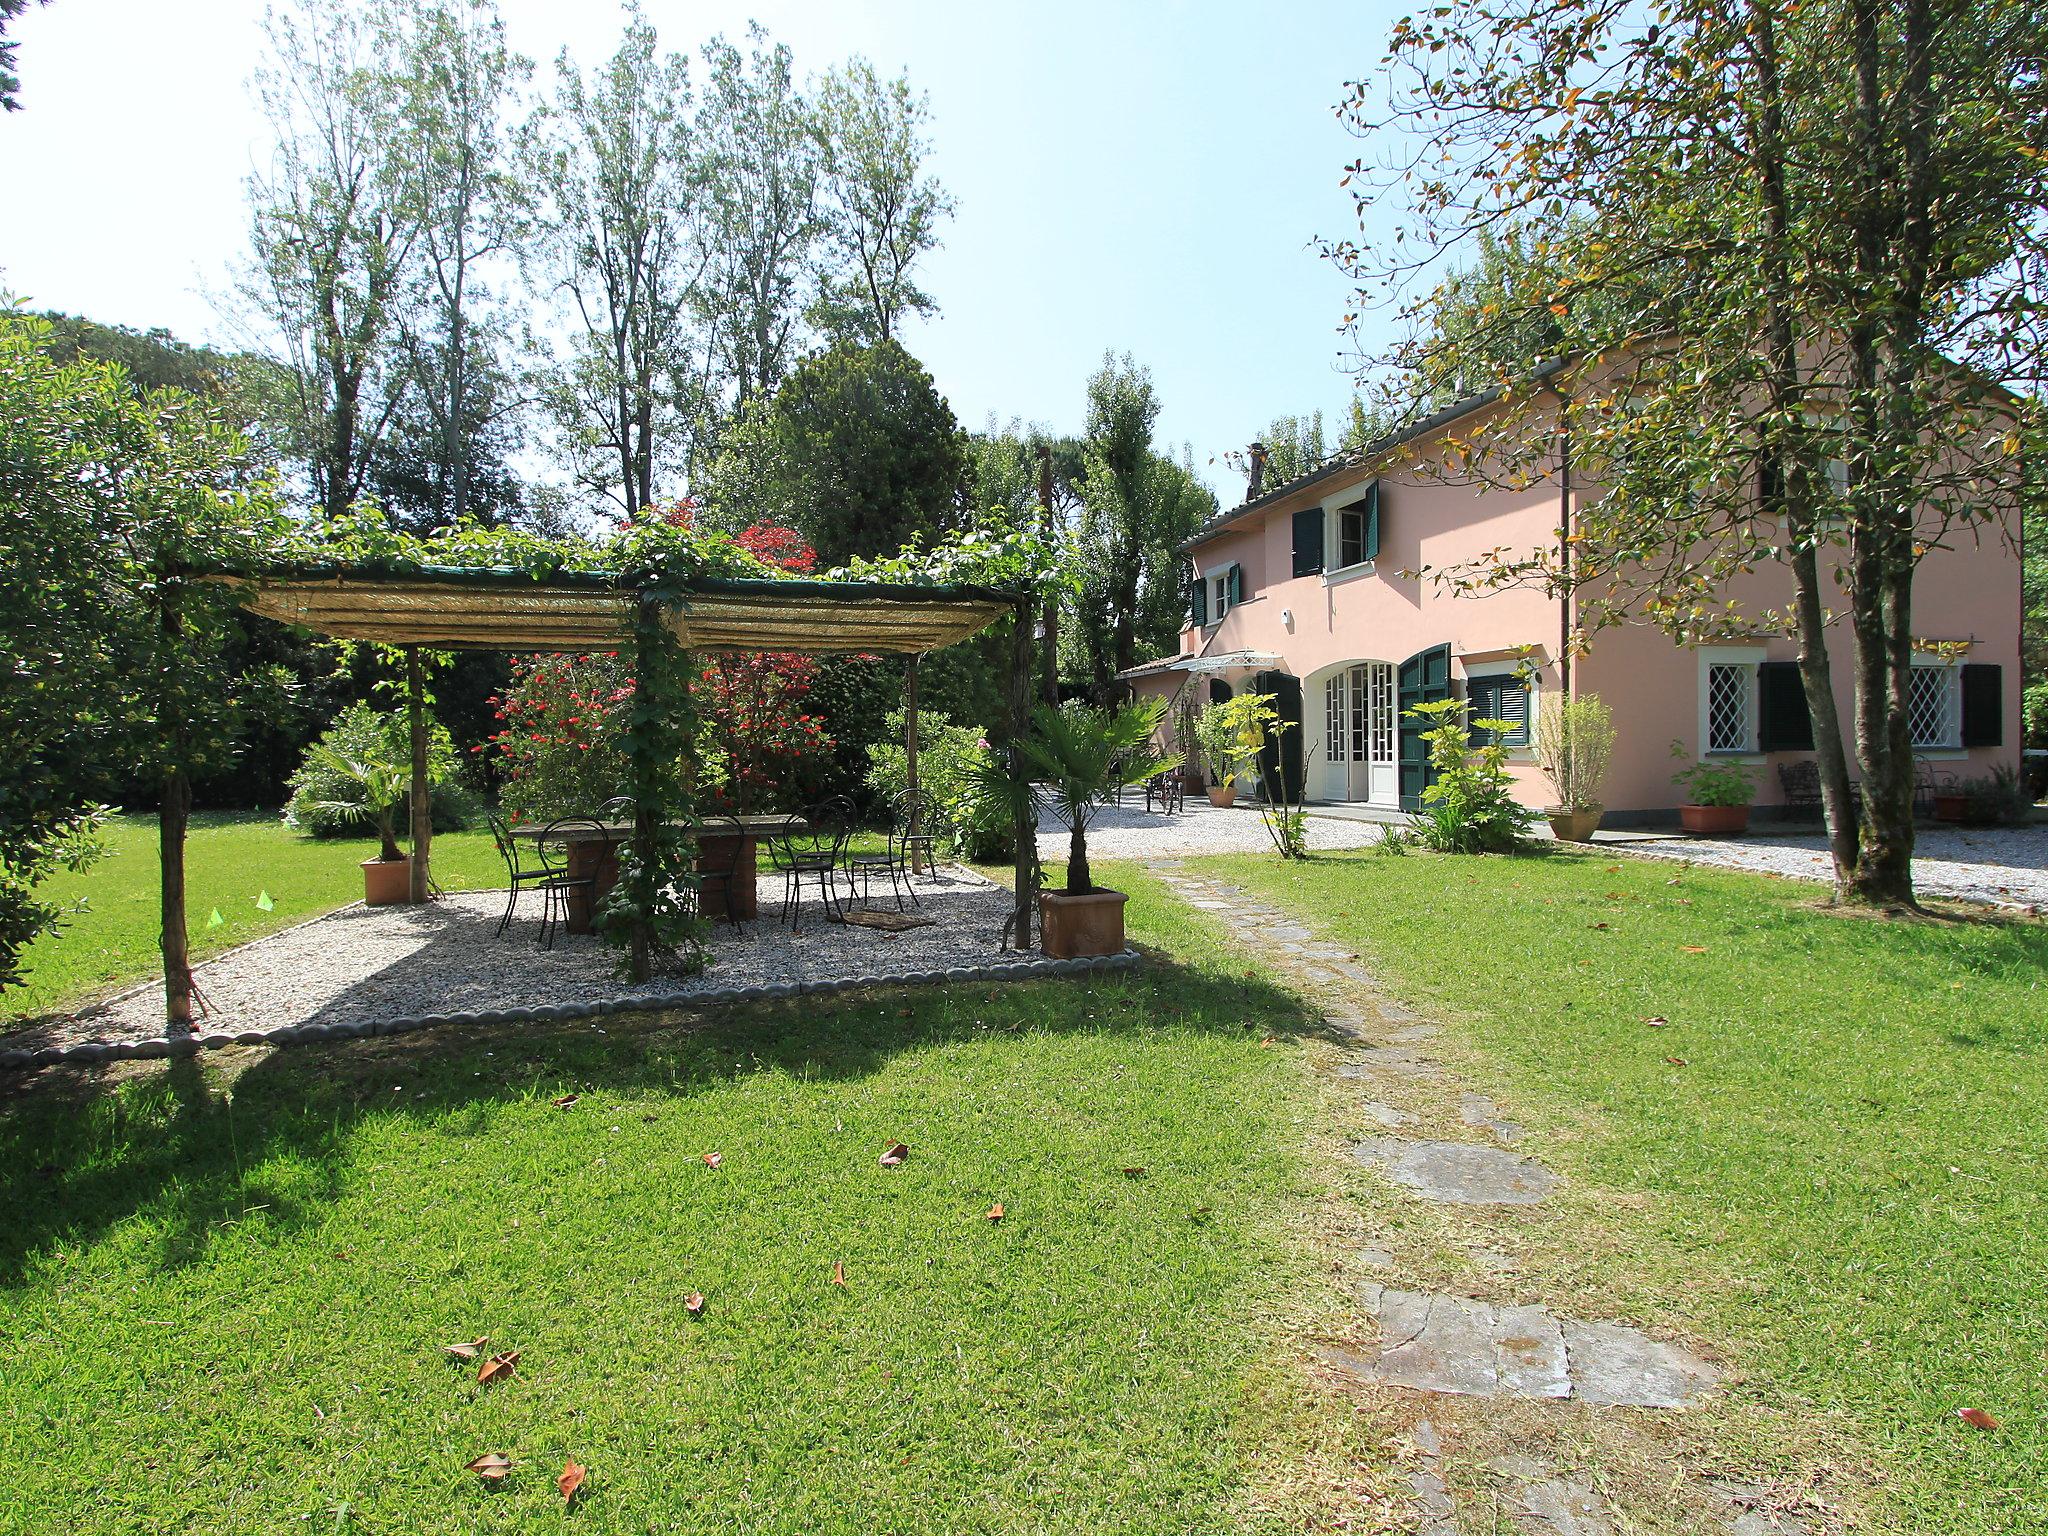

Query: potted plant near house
left=1535, top=693, right=1616, bottom=841
left=303, top=729, right=426, bottom=906
left=1669, top=740, right=1758, bottom=835
left=1012, top=698, right=1177, bottom=958
left=1192, top=694, right=1267, bottom=807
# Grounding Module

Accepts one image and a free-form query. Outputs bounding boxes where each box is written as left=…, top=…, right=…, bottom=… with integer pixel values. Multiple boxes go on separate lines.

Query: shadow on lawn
left=0, top=954, right=1327, bottom=1285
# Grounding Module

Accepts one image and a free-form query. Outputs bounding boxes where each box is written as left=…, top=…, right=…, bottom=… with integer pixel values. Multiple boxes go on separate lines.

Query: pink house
left=1123, top=389, right=2023, bottom=823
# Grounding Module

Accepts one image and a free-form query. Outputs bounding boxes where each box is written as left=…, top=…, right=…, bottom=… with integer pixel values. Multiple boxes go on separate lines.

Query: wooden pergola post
left=1008, top=594, right=1035, bottom=950
left=406, top=646, right=431, bottom=904
left=904, top=653, right=924, bottom=872
left=628, top=592, right=660, bottom=983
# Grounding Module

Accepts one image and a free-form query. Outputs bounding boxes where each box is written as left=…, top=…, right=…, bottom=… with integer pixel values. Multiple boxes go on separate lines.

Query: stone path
left=1144, top=858, right=1819, bottom=1535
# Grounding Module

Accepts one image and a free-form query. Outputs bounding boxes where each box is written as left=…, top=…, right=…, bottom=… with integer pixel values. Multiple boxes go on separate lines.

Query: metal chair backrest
left=489, top=809, right=538, bottom=878
left=891, top=789, right=932, bottom=857
left=596, top=795, right=636, bottom=825
left=694, top=815, right=745, bottom=882
left=535, top=816, right=606, bottom=878
left=791, top=796, right=854, bottom=862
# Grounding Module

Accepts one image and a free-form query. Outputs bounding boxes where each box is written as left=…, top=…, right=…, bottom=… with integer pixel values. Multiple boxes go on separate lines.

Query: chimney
left=1246, top=441, right=1268, bottom=501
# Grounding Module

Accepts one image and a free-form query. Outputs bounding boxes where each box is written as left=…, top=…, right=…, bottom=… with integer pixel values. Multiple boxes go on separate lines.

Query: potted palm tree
left=1012, top=698, right=1176, bottom=957
left=1535, top=692, right=1616, bottom=841
left=305, top=737, right=418, bottom=906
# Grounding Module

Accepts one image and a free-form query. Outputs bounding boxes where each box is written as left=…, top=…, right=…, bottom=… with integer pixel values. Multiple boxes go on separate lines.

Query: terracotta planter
left=1932, top=793, right=1969, bottom=824
left=361, top=855, right=414, bottom=906
left=1545, top=807, right=1603, bottom=842
left=1678, top=803, right=1750, bottom=836
left=1205, top=782, right=1238, bottom=808
left=1038, top=887, right=1129, bottom=959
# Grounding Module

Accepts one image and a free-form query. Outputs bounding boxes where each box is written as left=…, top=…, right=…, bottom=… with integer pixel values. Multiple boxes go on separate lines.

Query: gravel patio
left=4, top=866, right=1040, bottom=1057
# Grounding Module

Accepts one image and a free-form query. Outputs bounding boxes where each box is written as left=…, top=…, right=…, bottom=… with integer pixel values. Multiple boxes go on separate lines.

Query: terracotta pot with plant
left=1192, top=694, right=1269, bottom=808
left=1669, top=740, right=1758, bottom=835
left=1535, top=692, right=1616, bottom=842
left=305, top=737, right=420, bottom=906
left=1002, top=698, right=1176, bottom=958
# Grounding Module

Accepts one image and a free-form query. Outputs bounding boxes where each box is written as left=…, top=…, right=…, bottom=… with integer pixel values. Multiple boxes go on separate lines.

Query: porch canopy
left=212, top=561, right=1033, bottom=978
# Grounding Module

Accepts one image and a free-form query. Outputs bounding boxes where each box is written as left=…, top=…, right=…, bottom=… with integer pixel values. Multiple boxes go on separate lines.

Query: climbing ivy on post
left=596, top=587, right=707, bottom=980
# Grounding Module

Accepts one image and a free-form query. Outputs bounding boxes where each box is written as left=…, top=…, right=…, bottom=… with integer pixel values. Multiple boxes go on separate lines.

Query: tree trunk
left=408, top=646, right=431, bottom=903
left=1038, top=447, right=1061, bottom=708
left=1067, top=821, right=1090, bottom=895
left=160, top=768, right=194, bottom=1034
left=903, top=654, right=923, bottom=873
left=1007, top=602, right=1036, bottom=950
left=628, top=596, right=659, bottom=981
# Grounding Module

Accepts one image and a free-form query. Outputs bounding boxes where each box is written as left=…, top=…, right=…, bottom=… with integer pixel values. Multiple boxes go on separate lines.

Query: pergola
left=215, top=563, right=1039, bottom=977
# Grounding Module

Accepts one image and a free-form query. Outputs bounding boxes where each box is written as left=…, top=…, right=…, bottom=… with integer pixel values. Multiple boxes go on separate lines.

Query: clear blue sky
left=1, top=0, right=1409, bottom=499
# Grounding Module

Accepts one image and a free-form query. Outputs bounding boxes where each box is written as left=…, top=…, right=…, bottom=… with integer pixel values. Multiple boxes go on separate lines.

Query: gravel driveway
left=1037, top=801, right=1386, bottom=861
left=1612, top=823, right=2048, bottom=910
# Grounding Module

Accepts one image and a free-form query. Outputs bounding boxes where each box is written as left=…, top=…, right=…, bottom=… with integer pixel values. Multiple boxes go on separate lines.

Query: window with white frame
left=1206, top=562, right=1242, bottom=621
left=1907, top=662, right=1960, bottom=749
left=1698, top=648, right=1764, bottom=754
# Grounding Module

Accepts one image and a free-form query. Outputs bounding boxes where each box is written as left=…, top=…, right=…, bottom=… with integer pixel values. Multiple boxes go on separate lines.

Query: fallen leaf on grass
left=701, top=1151, right=723, bottom=1169
left=558, top=1459, right=587, bottom=1504
left=1664, top=1056, right=1689, bottom=1067
left=878, top=1142, right=910, bottom=1167
left=1642, top=1016, right=1670, bottom=1027
left=477, top=1350, right=520, bottom=1386
left=1588, top=922, right=1610, bottom=931
left=684, top=1292, right=706, bottom=1315
left=442, top=1336, right=490, bottom=1362
left=1605, top=864, right=1622, bottom=873
left=1259, top=1036, right=1278, bottom=1047
left=1957, top=1407, right=2001, bottom=1430
left=830, top=1260, right=848, bottom=1287
left=1121, top=1165, right=1147, bottom=1179
left=552, top=1094, right=580, bottom=1109
left=467, top=1453, right=513, bottom=1481
left=1679, top=945, right=1709, bottom=954
left=986, top=1202, right=1004, bottom=1221
left=1672, top=897, right=1694, bottom=905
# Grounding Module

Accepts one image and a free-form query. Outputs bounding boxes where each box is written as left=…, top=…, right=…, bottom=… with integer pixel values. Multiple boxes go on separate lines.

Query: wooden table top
left=507, top=813, right=808, bottom=841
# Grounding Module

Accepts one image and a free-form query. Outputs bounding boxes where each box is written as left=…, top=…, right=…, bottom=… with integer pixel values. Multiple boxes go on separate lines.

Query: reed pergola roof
left=214, top=565, right=1019, bottom=655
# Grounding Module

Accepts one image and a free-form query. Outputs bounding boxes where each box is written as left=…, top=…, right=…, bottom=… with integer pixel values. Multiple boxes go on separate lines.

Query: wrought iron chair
left=535, top=816, right=603, bottom=951
left=489, top=809, right=557, bottom=939
left=1144, top=766, right=1186, bottom=816
left=596, top=796, right=636, bottom=824
left=692, top=814, right=746, bottom=932
left=771, top=797, right=852, bottom=934
left=845, top=790, right=931, bottom=912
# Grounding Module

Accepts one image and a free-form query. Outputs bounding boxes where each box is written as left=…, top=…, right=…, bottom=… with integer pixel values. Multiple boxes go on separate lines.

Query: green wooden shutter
left=1228, top=564, right=1244, bottom=606
left=1961, top=664, right=2003, bottom=747
left=1467, top=677, right=1529, bottom=748
left=1189, top=575, right=1208, bottom=628
left=1362, top=480, right=1381, bottom=561
left=1757, top=661, right=1814, bottom=751
left=1292, top=508, right=1325, bottom=577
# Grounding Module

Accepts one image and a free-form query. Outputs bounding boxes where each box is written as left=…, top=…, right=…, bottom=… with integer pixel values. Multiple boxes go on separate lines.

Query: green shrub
left=866, top=707, right=1014, bottom=862
left=1669, top=740, right=1758, bottom=807
left=1407, top=699, right=1538, bottom=853
left=284, top=703, right=477, bottom=840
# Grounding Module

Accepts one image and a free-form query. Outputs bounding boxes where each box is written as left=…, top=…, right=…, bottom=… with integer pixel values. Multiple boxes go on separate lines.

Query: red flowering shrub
left=479, top=521, right=836, bottom=820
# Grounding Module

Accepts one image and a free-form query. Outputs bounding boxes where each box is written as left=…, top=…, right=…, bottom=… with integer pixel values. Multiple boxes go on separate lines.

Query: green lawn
left=0, top=866, right=1339, bottom=1535
left=1211, top=846, right=2048, bottom=1536
left=6, top=812, right=508, bottom=1022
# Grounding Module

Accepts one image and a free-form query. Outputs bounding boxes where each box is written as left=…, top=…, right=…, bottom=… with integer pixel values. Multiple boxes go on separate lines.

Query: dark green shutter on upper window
left=1189, top=576, right=1208, bottom=628
left=1292, top=508, right=1325, bottom=577
left=1961, top=664, right=2003, bottom=747
left=1227, top=564, right=1244, bottom=606
left=1757, top=661, right=1814, bottom=751
left=1362, top=480, right=1382, bottom=561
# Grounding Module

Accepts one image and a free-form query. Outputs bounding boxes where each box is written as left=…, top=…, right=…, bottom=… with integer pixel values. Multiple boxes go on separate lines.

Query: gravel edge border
left=0, top=948, right=1146, bottom=1075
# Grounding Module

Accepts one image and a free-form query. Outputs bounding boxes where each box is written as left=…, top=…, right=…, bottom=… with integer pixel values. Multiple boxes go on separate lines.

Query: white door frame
left=1309, top=660, right=1399, bottom=807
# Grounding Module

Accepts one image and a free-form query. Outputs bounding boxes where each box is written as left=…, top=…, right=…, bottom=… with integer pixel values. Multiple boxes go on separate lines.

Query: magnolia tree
left=1331, top=0, right=2047, bottom=907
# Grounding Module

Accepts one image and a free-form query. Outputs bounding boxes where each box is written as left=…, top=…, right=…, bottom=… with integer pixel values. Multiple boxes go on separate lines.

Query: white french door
left=1320, top=662, right=1398, bottom=806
